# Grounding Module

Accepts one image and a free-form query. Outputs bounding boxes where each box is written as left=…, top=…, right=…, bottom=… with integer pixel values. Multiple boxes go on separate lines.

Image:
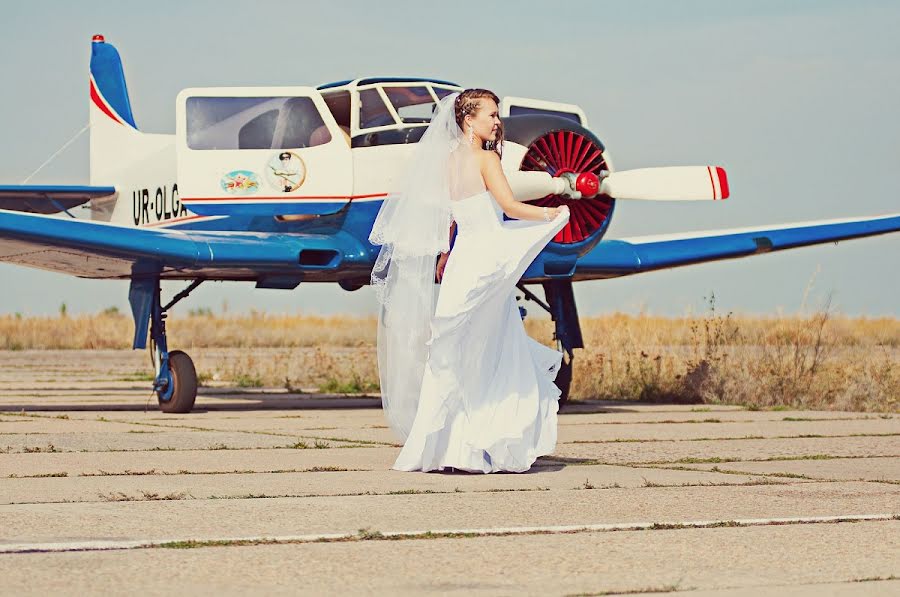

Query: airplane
left=0, top=35, right=897, bottom=413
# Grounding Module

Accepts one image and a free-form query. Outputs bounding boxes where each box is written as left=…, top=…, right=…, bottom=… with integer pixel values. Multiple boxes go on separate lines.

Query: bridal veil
left=368, top=91, right=484, bottom=440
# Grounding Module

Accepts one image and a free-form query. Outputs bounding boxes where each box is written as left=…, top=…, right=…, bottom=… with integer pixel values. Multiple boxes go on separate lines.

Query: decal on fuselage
left=132, top=184, right=186, bottom=226
left=265, top=151, right=307, bottom=192
left=221, top=170, right=260, bottom=195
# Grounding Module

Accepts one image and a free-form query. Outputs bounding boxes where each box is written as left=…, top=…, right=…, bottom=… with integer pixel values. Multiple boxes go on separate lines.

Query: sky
left=0, top=0, right=898, bottom=319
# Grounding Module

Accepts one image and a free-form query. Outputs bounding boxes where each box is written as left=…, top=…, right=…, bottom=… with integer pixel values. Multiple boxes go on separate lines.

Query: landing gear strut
left=130, top=277, right=202, bottom=413
left=517, top=279, right=584, bottom=405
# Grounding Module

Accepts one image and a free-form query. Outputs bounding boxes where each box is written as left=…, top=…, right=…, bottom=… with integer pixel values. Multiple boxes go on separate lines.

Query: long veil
left=368, top=91, right=475, bottom=441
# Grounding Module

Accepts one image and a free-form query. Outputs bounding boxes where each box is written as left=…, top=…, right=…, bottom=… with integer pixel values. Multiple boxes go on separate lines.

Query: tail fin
left=88, top=36, right=178, bottom=227
left=89, top=34, right=138, bottom=130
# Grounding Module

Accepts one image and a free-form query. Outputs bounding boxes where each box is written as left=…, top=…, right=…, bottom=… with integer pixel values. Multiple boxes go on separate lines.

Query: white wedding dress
left=393, top=188, right=570, bottom=473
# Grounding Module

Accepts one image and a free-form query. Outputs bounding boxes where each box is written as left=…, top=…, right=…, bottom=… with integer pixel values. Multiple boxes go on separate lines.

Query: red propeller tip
left=715, top=167, right=729, bottom=200
left=92, top=34, right=105, bottom=42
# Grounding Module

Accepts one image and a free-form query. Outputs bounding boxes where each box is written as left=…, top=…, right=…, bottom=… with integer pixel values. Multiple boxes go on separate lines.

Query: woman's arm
left=436, top=220, right=456, bottom=282
left=480, top=151, right=566, bottom=221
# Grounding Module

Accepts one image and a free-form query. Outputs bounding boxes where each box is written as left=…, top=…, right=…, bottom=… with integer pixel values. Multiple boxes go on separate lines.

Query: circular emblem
left=265, top=151, right=307, bottom=193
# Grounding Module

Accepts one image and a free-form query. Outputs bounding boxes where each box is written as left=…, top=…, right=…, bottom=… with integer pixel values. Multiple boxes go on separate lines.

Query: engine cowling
left=502, top=115, right=615, bottom=251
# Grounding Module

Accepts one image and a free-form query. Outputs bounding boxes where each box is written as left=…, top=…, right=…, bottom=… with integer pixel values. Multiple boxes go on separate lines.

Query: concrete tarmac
left=0, top=349, right=897, bottom=595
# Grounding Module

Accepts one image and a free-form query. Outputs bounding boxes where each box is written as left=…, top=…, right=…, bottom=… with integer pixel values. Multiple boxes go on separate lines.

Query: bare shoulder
left=476, top=149, right=501, bottom=171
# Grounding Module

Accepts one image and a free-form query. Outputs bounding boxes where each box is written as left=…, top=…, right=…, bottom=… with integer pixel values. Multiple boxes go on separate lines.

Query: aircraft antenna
left=21, top=122, right=90, bottom=184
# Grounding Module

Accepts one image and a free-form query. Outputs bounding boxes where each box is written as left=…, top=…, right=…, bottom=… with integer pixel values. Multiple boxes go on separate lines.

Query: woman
left=369, top=89, right=569, bottom=473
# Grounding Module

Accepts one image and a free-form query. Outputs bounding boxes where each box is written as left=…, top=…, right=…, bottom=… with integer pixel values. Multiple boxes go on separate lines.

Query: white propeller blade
left=507, top=166, right=730, bottom=202
left=506, top=170, right=567, bottom=202
left=600, top=166, right=729, bottom=201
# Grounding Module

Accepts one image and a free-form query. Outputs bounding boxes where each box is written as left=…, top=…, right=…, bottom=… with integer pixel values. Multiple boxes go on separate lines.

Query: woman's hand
left=552, top=205, right=570, bottom=220
left=435, top=252, right=450, bottom=282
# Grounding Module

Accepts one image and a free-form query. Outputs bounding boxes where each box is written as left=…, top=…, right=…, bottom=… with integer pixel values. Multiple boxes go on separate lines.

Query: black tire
left=556, top=355, right=573, bottom=407
left=158, top=350, right=197, bottom=413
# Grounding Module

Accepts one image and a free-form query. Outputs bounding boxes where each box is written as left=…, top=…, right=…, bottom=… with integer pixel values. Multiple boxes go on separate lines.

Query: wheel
left=158, top=350, right=197, bottom=413
left=556, top=354, right=573, bottom=406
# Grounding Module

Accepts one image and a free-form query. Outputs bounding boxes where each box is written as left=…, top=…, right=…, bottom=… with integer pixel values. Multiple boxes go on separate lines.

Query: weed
left=387, top=489, right=437, bottom=495
left=357, top=527, right=385, bottom=540
left=568, top=583, right=685, bottom=596
left=99, top=490, right=191, bottom=502
left=196, top=371, right=214, bottom=387
left=7, top=471, right=68, bottom=478
left=118, top=371, right=156, bottom=382
left=22, top=444, right=59, bottom=453
left=141, top=490, right=191, bottom=500
left=319, top=373, right=379, bottom=394
left=233, top=373, right=264, bottom=388
left=674, top=457, right=731, bottom=464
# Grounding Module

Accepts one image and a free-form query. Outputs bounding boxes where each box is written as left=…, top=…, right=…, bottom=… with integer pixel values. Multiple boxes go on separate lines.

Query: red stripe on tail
left=89, top=79, right=124, bottom=126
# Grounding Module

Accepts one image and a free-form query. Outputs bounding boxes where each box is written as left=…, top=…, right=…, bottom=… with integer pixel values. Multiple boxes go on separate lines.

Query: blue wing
left=0, top=185, right=116, bottom=215
left=573, top=213, right=900, bottom=280
left=4, top=205, right=898, bottom=284
left=0, top=209, right=370, bottom=282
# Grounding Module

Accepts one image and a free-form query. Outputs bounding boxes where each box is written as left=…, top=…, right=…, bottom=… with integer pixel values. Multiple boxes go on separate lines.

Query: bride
left=369, top=89, right=570, bottom=473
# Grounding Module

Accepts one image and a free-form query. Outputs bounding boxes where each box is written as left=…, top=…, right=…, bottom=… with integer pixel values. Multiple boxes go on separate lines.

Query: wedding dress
left=369, top=90, right=570, bottom=473
left=393, top=184, right=570, bottom=472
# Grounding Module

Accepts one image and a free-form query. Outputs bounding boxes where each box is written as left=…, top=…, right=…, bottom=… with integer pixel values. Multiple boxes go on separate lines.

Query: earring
left=468, top=124, right=475, bottom=144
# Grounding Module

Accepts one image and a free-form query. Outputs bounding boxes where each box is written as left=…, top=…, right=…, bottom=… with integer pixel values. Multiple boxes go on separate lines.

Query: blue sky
left=1, top=0, right=898, bottom=318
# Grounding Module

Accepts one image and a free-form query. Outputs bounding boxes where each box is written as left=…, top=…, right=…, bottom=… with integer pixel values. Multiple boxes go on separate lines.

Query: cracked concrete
left=0, top=349, right=897, bottom=595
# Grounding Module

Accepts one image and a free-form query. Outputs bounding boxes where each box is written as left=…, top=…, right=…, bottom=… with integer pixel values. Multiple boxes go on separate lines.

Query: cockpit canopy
left=316, top=77, right=463, bottom=147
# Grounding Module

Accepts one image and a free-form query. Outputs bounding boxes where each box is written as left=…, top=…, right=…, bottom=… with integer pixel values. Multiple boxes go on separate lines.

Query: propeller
left=509, top=128, right=729, bottom=244
left=508, top=166, right=730, bottom=202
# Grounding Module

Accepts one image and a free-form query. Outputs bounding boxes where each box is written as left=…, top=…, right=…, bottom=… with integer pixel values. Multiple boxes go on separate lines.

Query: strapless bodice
left=451, top=190, right=504, bottom=237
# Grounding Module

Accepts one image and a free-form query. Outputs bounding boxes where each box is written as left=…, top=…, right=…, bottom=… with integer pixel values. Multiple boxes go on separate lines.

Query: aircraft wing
left=573, top=213, right=900, bottom=280
left=0, top=185, right=117, bottom=215
left=0, top=208, right=358, bottom=282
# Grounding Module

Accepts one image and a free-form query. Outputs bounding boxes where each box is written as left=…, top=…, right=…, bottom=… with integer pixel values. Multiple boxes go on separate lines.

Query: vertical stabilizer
left=89, top=34, right=138, bottom=129
left=88, top=35, right=179, bottom=226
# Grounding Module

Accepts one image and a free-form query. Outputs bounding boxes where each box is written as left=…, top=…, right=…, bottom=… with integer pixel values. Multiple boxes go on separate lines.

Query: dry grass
left=0, top=310, right=375, bottom=350
left=564, top=299, right=898, bottom=412
left=196, top=346, right=380, bottom=394
left=1, top=304, right=897, bottom=412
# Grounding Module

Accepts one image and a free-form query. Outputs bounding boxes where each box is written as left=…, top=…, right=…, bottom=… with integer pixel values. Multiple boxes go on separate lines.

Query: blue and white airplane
left=1, top=36, right=897, bottom=412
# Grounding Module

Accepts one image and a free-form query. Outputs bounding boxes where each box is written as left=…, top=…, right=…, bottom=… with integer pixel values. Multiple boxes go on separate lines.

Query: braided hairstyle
left=454, top=88, right=503, bottom=158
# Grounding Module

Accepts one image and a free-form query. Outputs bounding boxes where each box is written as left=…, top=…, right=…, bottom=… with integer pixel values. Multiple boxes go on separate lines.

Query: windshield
left=383, top=86, right=437, bottom=123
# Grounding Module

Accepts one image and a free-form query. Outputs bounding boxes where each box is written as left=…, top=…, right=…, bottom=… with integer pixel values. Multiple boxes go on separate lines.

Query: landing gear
left=150, top=344, right=198, bottom=414
left=517, top=279, right=583, bottom=406
left=130, top=277, right=202, bottom=413
left=555, top=350, right=573, bottom=404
